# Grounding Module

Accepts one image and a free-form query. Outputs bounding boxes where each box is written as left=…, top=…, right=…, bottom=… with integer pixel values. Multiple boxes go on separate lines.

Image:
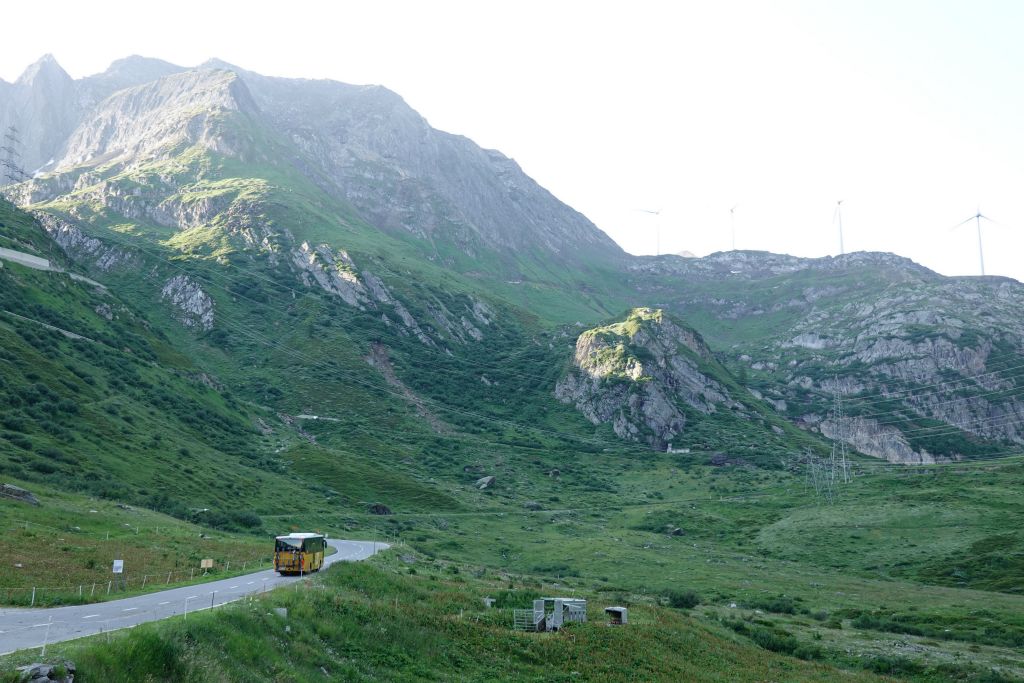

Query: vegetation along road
left=0, top=539, right=387, bottom=655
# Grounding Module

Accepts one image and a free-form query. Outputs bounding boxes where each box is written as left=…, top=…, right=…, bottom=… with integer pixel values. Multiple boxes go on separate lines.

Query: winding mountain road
left=0, top=539, right=388, bottom=655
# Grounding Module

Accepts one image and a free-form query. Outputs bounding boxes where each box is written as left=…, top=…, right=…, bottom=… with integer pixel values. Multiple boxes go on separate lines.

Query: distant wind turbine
left=636, top=208, right=663, bottom=255
left=833, top=200, right=845, bottom=255
left=951, top=207, right=996, bottom=276
left=730, top=205, right=739, bottom=251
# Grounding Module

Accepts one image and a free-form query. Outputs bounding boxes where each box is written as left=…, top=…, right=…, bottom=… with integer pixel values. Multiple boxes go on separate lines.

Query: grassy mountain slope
left=4, top=56, right=1024, bottom=682
left=0, top=560, right=900, bottom=683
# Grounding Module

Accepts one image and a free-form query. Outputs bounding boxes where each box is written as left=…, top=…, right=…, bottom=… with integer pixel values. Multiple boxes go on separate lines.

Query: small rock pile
left=15, top=661, right=75, bottom=682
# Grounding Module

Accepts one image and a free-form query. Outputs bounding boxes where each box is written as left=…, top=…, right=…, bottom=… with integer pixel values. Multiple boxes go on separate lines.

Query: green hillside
left=2, top=203, right=1023, bottom=679
left=3, top=55, right=1024, bottom=681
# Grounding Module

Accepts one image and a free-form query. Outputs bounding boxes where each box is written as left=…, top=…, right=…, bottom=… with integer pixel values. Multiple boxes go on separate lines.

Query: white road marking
left=31, top=623, right=49, bottom=628
left=123, top=607, right=137, bottom=612
left=187, top=595, right=199, bottom=600
left=246, top=581, right=254, bottom=585
left=229, top=585, right=239, bottom=589
left=158, top=601, right=170, bottom=606
left=83, top=614, right=100, bottom=619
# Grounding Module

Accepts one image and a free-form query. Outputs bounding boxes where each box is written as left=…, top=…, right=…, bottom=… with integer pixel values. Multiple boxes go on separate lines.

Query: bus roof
left=275, top=533, right=324, bottom=540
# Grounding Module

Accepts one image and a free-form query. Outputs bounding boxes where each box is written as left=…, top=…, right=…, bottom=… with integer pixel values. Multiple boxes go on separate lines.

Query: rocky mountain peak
left=80, top=56, right=186, bottom=101
left=56, top=68, right=259, bottom=171
left=15, top=54, right=71, bottom=88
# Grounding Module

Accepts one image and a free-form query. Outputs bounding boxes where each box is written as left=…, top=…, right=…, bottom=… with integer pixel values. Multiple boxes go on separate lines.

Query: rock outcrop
left=1, top=483, right=40, bottom=505
left=556, top=308, right=744, bottom=449
left=160, top=274, right=215, bottom=331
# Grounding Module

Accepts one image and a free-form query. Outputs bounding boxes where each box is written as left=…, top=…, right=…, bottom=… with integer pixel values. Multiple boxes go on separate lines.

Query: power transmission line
left=1, top=125, right=29, bottom=186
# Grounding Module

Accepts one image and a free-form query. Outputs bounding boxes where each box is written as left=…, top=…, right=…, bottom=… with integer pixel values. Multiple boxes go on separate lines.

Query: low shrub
left=665, top=589, right=701, bottom=609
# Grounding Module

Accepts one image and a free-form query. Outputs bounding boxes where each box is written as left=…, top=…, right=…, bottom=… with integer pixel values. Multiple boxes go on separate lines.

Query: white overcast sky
left=3, top=0, right=1024, bottom=280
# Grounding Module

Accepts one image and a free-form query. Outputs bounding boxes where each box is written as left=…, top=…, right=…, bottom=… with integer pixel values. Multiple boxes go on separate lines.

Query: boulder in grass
left=368, top=503, right=392, bottom=515
left=475, top=475, right=496, bottom=490
left=1, top=483, right=39, bottom=506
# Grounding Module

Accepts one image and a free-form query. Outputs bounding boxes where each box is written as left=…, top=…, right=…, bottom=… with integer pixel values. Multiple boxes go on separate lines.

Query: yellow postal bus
left=274, top=532, right=326, bottom=575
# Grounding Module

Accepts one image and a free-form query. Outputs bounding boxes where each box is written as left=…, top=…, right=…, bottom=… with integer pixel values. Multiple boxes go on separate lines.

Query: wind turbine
left=730, top=205, right=739, bottom=251
left=833, top=200, right=845, bottom=255
left=951, top=207, right=995, bottom=276
left=636, top=208, right=663, bottom=255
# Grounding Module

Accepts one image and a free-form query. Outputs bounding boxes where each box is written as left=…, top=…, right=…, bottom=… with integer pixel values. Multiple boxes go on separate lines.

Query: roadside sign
left=200, top=558, right=213, bottom=569
left=112, top=559, right=124, bottom=574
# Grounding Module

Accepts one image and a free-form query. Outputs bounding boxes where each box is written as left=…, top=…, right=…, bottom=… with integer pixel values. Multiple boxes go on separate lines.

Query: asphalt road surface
left=0, top=539, right=388, bottom=655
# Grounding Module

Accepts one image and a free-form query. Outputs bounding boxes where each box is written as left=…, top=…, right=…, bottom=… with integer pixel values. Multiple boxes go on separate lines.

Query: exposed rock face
left=34, top=212, right=136, bottom=271
left=291, top=241, right=369, bottom=308
left=57, top=69, right=256, bottom=171
left=819, top=416, right=936, bottom=464
left=6, top=55, right=623, bottom=280
left=632, top=249, right=1024, bottom=461
left=205, top=59, right=624, bottom=269
left=160, top=274, right=215, bottom=330
left=1, top=483, right=40, bottom=505
left=556, top=308, right=743, bottom=449
left=0, top=55, right=188, bottom=175
left=0, top=55, right=80, bottom=175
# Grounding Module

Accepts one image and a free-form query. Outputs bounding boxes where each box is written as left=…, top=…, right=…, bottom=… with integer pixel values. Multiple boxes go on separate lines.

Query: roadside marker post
left=40, top=615, right=52, bottom=656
